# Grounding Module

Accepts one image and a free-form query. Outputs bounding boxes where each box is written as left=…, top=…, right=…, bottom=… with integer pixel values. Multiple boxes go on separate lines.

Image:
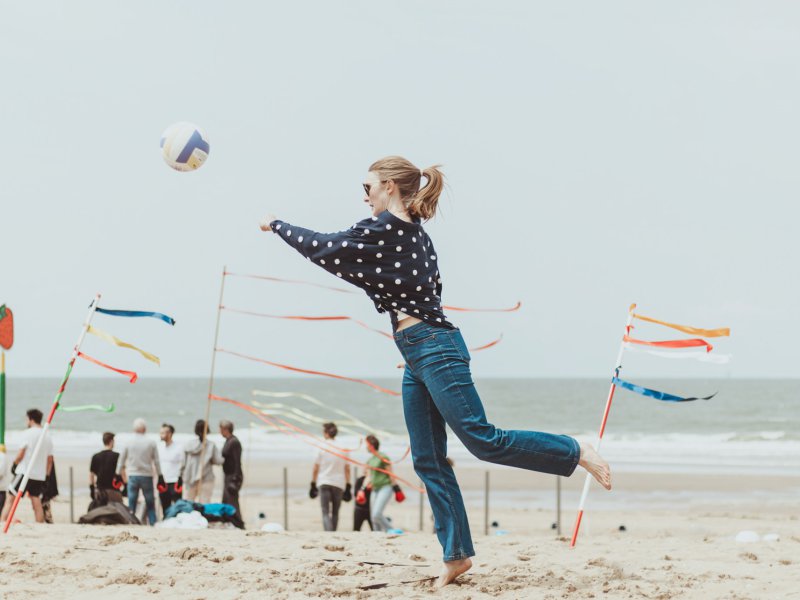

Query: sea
left=3, top=377, right=798, bottom=479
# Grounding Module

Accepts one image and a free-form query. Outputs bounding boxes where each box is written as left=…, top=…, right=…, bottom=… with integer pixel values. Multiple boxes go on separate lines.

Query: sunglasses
left=363, top=180, right=387, bottom=195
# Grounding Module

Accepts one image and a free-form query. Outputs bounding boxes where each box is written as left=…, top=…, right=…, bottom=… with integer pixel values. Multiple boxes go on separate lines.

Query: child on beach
left=260, top=156, right=611, bottom=587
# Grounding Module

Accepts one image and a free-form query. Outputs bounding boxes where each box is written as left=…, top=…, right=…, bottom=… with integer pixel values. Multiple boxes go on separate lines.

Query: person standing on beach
left=181, top=419, right=223, bottom=504
left=89, top=432, right=120, bottom=508
left=352, top=474, right=372, bottom=531
left=365, top=435, right=395, bottom=532
left=118, top=418, right=163, bottom=526
left=310, top=422, right=351, bottom=531
left=219, top=420, right=245, bottom=529
left=157, top=423, right=183, bottom=515
left=1, top=409, right=53, bottom=524
left=259, top=156, right=612, bottom=586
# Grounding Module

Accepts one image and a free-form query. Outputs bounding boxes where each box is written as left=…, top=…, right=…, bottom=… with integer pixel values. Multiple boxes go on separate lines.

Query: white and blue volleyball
left=160, top=122, right=210, bottom=172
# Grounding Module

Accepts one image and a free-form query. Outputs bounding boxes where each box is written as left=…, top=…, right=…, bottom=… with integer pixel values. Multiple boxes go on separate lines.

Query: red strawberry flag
left=0, top=305, right=12, bottom=350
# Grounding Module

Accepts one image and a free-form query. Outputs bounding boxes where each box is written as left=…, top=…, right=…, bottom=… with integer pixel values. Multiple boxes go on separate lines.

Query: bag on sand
left=79, top=501, right=141, bottom=525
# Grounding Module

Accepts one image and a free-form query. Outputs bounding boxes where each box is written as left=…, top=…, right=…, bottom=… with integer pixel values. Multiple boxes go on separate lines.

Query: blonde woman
left=260, top=156, right=611, bottom=587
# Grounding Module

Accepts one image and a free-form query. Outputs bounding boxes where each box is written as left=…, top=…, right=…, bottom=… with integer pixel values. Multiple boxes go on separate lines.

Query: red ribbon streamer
left=210, top=394, right=423, bottom=492
left=221, top=307, right=393, bottom=339
left=443, top=301, right=521, bottom=313
left=216, top=348, right=400, bottom=396
left=224, top=272, right=520, bottom=313
left=622, top=335, right=713, bottom=353
left=77, top=352, right=138, bottom=382
left=365, top=438, right=411, bottom=465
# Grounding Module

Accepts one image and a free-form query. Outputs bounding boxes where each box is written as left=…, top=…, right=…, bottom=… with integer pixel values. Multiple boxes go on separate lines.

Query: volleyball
left=160, top=122, right=210, bottom=172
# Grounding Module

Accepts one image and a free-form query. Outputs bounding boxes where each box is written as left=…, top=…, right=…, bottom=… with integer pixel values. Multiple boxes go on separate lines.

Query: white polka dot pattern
left=269, top=211, right=453, bottom=328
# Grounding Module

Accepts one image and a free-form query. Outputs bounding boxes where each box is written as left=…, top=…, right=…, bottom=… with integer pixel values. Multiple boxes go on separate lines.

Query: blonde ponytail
left=369, top=156, right=445, bottom=221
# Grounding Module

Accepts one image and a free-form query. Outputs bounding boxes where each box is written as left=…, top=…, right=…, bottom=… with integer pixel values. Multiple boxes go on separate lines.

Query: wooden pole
left=418, top=481, right=424, bottom=532
left=556, top=476, right=561, bottom=535
left=484, top=470, right=490, bottom=536
left=69, top=466, right=74, bottom=524
left=283, top=467, right=289, bottom=531
left=201, top=267, right=227, bottom=464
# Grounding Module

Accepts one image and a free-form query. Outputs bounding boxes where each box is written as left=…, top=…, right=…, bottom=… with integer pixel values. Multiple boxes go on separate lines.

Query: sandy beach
left=1, top=460, right=797, bottom=599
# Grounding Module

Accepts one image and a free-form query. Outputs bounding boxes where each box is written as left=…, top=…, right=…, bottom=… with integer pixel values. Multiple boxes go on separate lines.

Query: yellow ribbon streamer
left=632, top=313, right=730, bottom=338
left=87, top=326, right=161, bottom=365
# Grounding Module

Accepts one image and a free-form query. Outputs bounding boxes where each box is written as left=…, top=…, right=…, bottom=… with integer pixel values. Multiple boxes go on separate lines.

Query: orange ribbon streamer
left=632, top=313, right=730, bottom=338
left=77, top=352, right=138, bottom=382
left=443, top=301, right=521, bottom=313
left=210, top=394, right=423, bottom=492
left=224, top=272, right=520, bottom=313
left=221, top=307, right=393, bottom=339
left=622, top=335, right=713, bottom=353
left=216, top=348, right=400, bottom=396
left=365, top=438, right=411, bottom=465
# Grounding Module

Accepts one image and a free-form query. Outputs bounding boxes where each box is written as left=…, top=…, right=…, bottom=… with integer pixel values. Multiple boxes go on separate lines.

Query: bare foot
left=437, top=557, right=472, bottom=587
left=579, top=443, right=612, bottom=490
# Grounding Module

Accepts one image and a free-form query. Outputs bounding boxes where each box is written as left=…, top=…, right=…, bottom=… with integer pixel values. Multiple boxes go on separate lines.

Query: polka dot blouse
left=270, top=210, right=454, bottom=330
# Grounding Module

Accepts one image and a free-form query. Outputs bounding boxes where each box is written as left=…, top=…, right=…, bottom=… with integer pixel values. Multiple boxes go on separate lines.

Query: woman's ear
left=385, top=179, right=396, bottom=196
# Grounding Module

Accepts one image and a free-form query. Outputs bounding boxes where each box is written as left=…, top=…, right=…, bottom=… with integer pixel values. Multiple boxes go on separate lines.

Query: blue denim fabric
left=128, top=475, right=157, bottom=525
left=394, top=322, right=580, bottom=561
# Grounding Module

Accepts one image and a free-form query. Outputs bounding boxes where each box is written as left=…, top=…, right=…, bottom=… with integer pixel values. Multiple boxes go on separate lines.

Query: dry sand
left=1, top=462, right=797, bottom=599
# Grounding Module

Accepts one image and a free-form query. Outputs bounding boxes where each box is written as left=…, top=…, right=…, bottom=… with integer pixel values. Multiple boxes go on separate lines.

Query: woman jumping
left=259, top=156, right=611, bottom=587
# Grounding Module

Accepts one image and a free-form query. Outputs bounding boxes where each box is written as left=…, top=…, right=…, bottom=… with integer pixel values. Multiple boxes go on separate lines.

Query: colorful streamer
left=77, top=352, right=138, bottom=383
left=224, top=272, right=520, bottom=313
left=623, top=343, right=731, bottom=364
left=210, top=394, right=423, bottom=492
left=59, top=403, right=115, bottom=413
left=611, top=377, right=716, bottom=402
left=217, top=348, right=400, bottom=396
left=443, top=301, right=521, bottom=313
left=622, top=334, right=713, bottom=353
left=251, top=390, right=394, bottom=438
left=96, top=308, right=176, bottom=326
left=632, top=312, right=730, bottom=338
left=87, top=326, right=161, bottom=365
left=222, top=307, right=393, bottom=339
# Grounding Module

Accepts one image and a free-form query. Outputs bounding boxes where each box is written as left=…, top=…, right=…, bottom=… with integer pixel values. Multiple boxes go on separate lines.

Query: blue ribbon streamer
left=96, top=308, right=176, bottom=326
left=611, top=377, right=716, bottom=402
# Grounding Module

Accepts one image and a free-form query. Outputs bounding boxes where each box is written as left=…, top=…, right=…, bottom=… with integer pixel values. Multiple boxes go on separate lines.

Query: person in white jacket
left=180, top=419, right=223, bottom=504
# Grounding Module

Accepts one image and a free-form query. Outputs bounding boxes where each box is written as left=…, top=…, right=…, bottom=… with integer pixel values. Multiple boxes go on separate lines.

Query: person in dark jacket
left=219, top=420, right=244, bottom=529
left=353, top=475, right=372, bottom=531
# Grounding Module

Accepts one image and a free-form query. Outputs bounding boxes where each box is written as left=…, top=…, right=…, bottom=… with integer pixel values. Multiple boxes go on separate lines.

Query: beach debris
left=619, top=525, right=627, bottom=531
left=735, top=530, right=760, bottom=543
left=762, top=533, right=780, bottom=542
left=158, top=510, right=208, bottom=530
left=260, top=522, right=285, bottom=533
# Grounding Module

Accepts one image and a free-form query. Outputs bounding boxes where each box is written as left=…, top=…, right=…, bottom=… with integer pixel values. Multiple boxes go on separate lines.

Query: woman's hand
left=259, top=213, right=278, bottom=232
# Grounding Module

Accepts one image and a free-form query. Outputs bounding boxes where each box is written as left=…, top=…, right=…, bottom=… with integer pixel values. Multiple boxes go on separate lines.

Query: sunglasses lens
left=363, top=184, right=371, bottom=195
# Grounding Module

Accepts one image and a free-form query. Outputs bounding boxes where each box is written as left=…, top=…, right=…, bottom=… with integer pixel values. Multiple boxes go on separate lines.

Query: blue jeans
left=127, top=475, right=157, bottom=525
left=370, top=485, right=393, bottom=532
left=394, top=322, right=580, bottom=562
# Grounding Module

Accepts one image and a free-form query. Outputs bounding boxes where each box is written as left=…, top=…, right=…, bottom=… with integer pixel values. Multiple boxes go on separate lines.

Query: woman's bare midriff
left=395, top=315, right=423, bottom=332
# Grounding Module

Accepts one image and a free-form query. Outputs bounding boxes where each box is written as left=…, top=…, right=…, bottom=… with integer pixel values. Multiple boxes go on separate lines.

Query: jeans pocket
left=404, top=324, right=439, bottom=345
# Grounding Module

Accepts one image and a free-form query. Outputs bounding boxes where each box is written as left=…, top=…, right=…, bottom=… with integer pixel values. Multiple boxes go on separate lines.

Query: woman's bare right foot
left=437, top=557, right=472, bottom=587
left=579, top=443, right=612, bottom=490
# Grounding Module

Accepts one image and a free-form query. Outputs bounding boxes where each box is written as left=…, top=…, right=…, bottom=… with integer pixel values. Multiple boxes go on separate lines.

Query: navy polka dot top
left=270, top=210, right=455, bottom=330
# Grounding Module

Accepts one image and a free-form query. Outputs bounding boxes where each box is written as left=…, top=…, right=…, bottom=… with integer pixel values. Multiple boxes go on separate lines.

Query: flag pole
left=3, top=294, right=100, bottom=533
left=569, top=303, right=636, bottom=547
left=201, top=267, right=226, bottom=464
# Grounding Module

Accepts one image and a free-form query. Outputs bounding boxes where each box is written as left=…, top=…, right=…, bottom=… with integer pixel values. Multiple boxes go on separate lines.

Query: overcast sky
left=1, top=2, right=797, bottom=380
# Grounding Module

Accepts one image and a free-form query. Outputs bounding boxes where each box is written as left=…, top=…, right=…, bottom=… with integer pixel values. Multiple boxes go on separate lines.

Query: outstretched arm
left=259, top=214, right=375, bottom=284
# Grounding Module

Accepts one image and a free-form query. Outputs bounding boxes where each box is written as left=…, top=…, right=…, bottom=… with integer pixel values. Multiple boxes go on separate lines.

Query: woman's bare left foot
left=579, top=443, right=612, bottom=490
left=437, top=557, right=472, bottom=587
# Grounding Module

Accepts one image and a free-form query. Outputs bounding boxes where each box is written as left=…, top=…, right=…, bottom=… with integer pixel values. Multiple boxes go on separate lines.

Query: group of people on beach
left=1, top=410, right=245, bottom=529
left=310, top=423, right=405, bottom=533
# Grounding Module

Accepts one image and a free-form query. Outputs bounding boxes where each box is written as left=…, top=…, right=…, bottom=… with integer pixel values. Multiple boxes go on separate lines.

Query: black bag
left=79, top=501, right=141, bottom=525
